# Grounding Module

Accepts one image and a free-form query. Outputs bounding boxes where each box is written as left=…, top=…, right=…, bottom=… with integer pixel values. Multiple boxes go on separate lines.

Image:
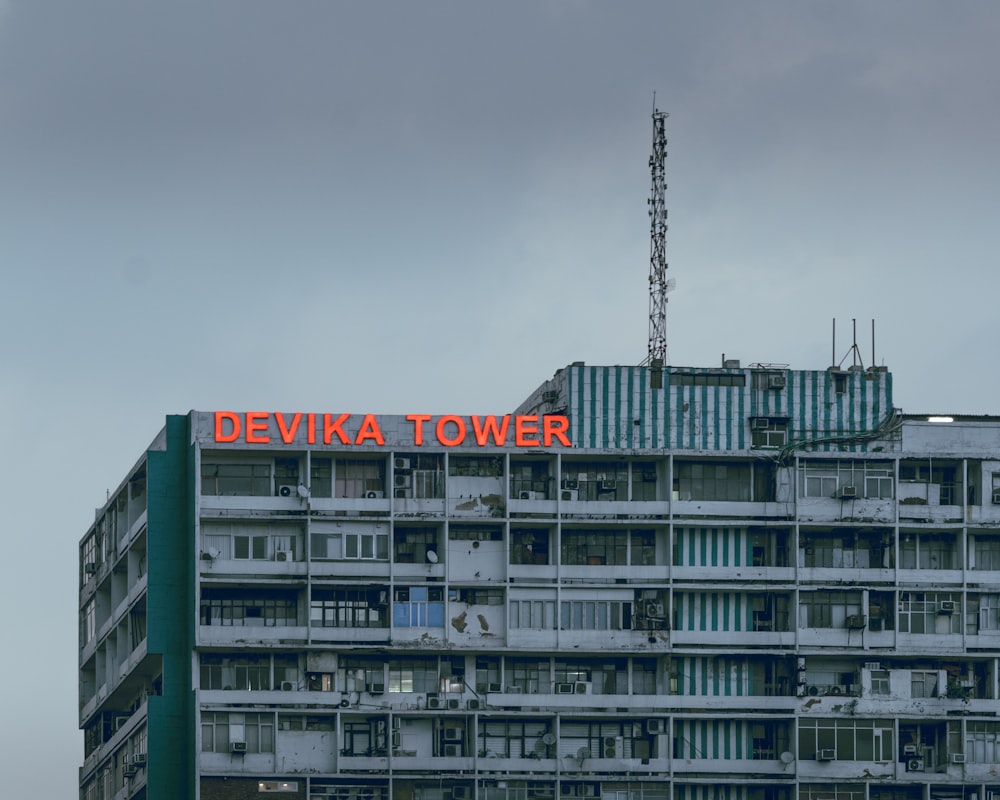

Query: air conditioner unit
left=574, top=681, right=591, bottom=694
left=864, top=661, right=882, bottom=671
left=467, top=698, right=481, bottom=710
left=906, top=758, right=925, bottom=772
left=602, top=736, right=622, bottom=758
left=487, top=683, right=502, bottom=693
left=443, top=744, right=460, bottom=757
left=367, top=683, right=385, bottom=695
left=646, top=602, right=665, bottom=617
left=561, top=479, right=579, bottom=490
left=598, top=480, right=617, bottom=491
left=556, top=683, right=574, bottom=694
left=395, top=458, right=411, bottom=470
left=394, top=488, right=412, bottom=499
left=131, top=753, right=146, bottom=766
left=768, top=374, right=786, bottom=389
left=817, top=748, right=836, bottom=761
left=952, top=753, right=966, bottom=764
left=274, top=550, right=292, bottom=562
left=444, top=728, right=463, bottom=741
left=280, top=680, right=295, bottom=691
left=992, top=491, right=1000, bottom=505
left=646, top=719, right=666, bottom=734
left=453, top=789, right=473, bottom=800
left=278, top=484, right=296, bottom=497
left=838, top=486, right=858, bottom=499
left=903, top=744, right=919, bottom=756
left=845, top=614, right=867, bottom=629
left=560, top=490, right=579, bottom=502
left=447, top=698, right=461, bottom=710
left=392, top=730, right=402, bottom=748
left=364, top=490, right=384, bottom=499
left=519, top=490, right=540, bottom=500
left=230, top=741, right=247, bottom=754
left=938, top=601, right=958, bottom=614
left=394, top=474, right=412, bottom=489
left=84, top=562, right=97, bottom=575
left=428, top=696, right=444, bottom=709
left=751, top=418, right=770, bottom=431
left=123, top=765, right=138, bottom=778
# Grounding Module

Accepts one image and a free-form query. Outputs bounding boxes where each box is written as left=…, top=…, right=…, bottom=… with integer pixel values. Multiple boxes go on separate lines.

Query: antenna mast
left=646, top=105, right=672, bottom=366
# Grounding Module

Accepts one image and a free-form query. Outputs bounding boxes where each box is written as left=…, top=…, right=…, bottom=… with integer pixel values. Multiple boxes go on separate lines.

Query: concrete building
left=79, top=361, right=1000, bottom=800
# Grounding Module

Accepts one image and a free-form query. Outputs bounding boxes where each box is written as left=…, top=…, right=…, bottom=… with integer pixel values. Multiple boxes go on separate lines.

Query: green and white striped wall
left=561, top=365, right=892, bottom=451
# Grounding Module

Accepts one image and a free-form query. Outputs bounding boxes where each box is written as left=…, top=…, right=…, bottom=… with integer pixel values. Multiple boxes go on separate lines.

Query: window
left=258, top=781, right=300, bottom=793
left=799, top=591, right=863, bottom=629
left=505, top=657, right=552, bottom=694
left=310, top=457, right=332, bottom=498
left=560, top=461, right=627, bottom=501
left=554, top=658, right=627, bottom=694
left=670, top=371, right=745, bottom=387
left=973, top=535, right=1000, bottom=570
left=200, top=589, right=298, bottom=627
left=388, top=658, right=437, bottom=693
left=870, top=670, right=890, bottom=695
left=450, top=588, right=504, bottom=605
left=479, top=718, right=552, bottom=758
left=897, top=592, right=962, bottom=634
left=798, top=718, right=894, bottom=761
left=81, top=599, right=96, bottom=647
left=509, top=600, right=556, bottom=630
left=311, top=587, right=387, bottom=628
left=200, top=654, right=271, bottom=690
left=966, top=720, right=1000, bottom=763
left=511, top=528, right=550, bottom=565
left=334, top=458, right=384, bottom=498
left=800, top=460, right=894, bottom=499
left=911, top=670, right=940, bottom=698
left=201, top=462, right=270, bottom=496
left=202, top=521, right=301, bottom=561
left=392, top=587, right=444, bottom=627
left=561, top=529, right=627, bottom=566
left=559, top=600, right=631, bottom=630
left=394, top=526, right=439, bottom=563
left=201, top=712, right=273, bottom=753
left=311, top=522, right=388, bottom=560
left=750, top=418, right=788, bottom=449
left=449, top=456, right=503, bottom=477
left=674, top=461, right=751, bottom=502
left=900, top=533, right=957, bottom=570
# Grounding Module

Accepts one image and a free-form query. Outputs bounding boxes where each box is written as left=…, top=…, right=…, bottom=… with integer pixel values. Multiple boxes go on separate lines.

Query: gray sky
left=2, top=1, right=999, bottom=791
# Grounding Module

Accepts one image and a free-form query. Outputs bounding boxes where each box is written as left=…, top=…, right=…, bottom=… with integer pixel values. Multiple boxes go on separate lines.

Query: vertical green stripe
left=711, top=592, right=719, bottom=630
left=723, top=593, right=731, bottom=632
left=738, top=386, right=745, bottom=449
left=701, top=383, right=709, bottom=449
left=601, top=366, right=609, bottom=447
left=614, top=368, right=622, bottom=448
left=711, top=527, right=718, bottom=567
left=700, top=528, right=708, bottom=566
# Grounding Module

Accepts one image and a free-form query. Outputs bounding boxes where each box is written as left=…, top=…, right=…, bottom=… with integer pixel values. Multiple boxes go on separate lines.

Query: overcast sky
left=2, top=1, right=999, bottom=792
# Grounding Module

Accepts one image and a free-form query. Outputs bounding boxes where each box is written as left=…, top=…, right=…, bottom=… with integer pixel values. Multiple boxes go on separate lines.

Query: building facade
left=79, top=362, right=1000, bottom=800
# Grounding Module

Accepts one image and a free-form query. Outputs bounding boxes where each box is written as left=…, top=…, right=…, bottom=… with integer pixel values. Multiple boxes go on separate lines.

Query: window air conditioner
left=938, top=601, right=957, bottom=614
left=952, top=753, right=966, bottom=764
left=367, top=683, right=385, bottom=694
left=274, top=550, right=292, bottom=562
left=487, top=683, right=502, bottom=693
left=560, top=490, right=579, bottom=502
left=838, top=486, right=858, bottom=499
left=817, top=748, right=836, bottom=761
left=84, top=562, right=97, bottom=575
left=845, top=614, right=867, bottom=629
left=444, top=728, right=463, bottom=741
left=864, top=662, right=882, bottom=671
left=903, top=744, right=919, bottom=756
left=427, top=696, right=444, bottom=710
left=131, top=753, right=146, bottom=765
left=768, top=374, right=786, bottom=389
left=906, top=758, right=925, bottom=772
left=230, top=741, right=247, bottom=754
left=364, top=490, right=384, bottom=499
left=561, top=479, right=579, bottom=490
left=123, top=765, right=138, bottom=778
left=395, top=458, right=411, bottom=470
left=555, top=683, right=574, bottom=694
left=992, top=491, right=1000, bottom=505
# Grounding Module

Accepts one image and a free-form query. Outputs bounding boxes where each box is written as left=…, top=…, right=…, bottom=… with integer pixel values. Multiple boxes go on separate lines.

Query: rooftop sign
left=213, top=411, right=571, bottom=448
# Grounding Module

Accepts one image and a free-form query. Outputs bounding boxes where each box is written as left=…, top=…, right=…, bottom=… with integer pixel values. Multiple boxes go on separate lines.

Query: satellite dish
left=296, top=484, right=309, bottom=498
left=426, top=550, right=439, bottom=564
left=576, top=747, right=591, bottom=760
left=780, top=751, right=794, bottom=764
left=206, top=547, right=221, bottom=560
